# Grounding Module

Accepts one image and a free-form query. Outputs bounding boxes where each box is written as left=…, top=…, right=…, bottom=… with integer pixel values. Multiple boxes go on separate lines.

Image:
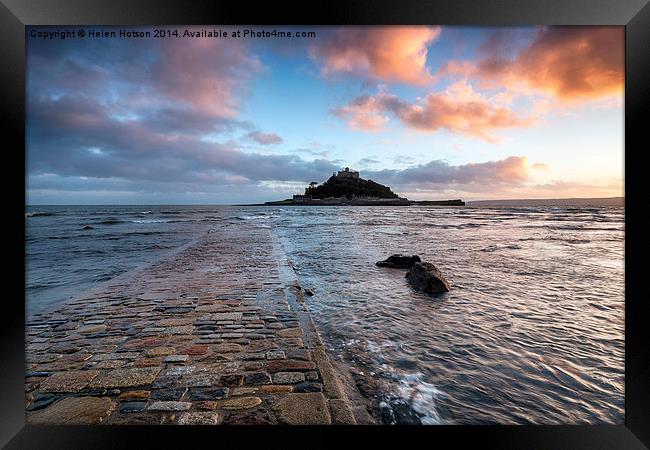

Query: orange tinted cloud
left=331, top=81, right=531, bottom=142
left=330, top=94, right=390, bottom=131
left=399, top=178, right=623, bottom=200
left=442, top=27, right=624, bottom=102
left=309, top=26, right=441, bottom=85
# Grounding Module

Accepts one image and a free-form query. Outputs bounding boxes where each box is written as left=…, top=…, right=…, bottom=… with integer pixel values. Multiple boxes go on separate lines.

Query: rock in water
left=82, top=225, right=94, bottom=230
left=376, top=254, right=421, bottom=269
left=304, top=288, right=315, bottom=296
left=405, top=262, right=450, bottom=294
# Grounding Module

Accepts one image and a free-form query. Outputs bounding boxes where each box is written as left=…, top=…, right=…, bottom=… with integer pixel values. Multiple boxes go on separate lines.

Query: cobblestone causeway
left=25, top=224, right=356, bottom=425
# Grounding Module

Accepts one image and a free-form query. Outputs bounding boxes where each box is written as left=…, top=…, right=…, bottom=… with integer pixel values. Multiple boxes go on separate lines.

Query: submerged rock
left=405, top=262, right=450, bottom=294
left=376, top=254, right=421, bottom=269
left=82, top=225, right=94, bottom=230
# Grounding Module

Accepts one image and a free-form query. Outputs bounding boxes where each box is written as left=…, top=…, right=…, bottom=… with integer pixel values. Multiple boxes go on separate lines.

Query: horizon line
left=25, top=195, right=625, bottom=207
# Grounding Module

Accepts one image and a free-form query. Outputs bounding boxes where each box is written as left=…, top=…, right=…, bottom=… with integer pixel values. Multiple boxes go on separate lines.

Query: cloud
left=309, top=26, right=441, bottom=85
left=28, top=30, right=264, bottom=133
left=295, top=148, right=330, bottom=158
left=393, top=155, right=416, bottom=165
left=441, top=26, right=624, bottom=103
left=510, top=178, right=623, bottom=198
left=331, top=81, right=532, bottom=141
left=26, top=26, right=621, bottom=204
left=244, top=131, right=284, bottom=145
left=150, top=37, right=263, bottom=119
left=365, top=156, right=532, bottom=190
left=357, top=157, right=380, bottom=166
left=27, top=32, right=341, bottom=199
left=28, top=93, right=341, bottom=185
left=330, top=95, right=390, bottom=131
left=361, top=158, right=622, bottom=200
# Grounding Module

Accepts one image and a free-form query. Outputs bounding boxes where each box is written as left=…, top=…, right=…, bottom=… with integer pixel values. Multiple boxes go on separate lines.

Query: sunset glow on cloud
left=309, top=26, right=441, bottom=85
left=440, top=27, right=624, bottom=103
left=332, top=81, right=531, bottom=141
left=152, top=39, right=263, bottom=119
left=27, top=26, right=624, bottom=204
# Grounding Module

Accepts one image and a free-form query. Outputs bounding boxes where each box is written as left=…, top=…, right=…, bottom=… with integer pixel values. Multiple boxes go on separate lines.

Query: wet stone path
left=25, top=224, right=356, bottom=425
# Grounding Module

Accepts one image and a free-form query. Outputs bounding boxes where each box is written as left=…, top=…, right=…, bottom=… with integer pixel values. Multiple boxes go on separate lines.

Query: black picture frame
left=2, top=0, right=648, bottom=448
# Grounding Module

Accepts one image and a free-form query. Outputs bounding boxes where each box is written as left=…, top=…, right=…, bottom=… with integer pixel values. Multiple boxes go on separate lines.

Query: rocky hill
left=306, top=174, right=399, bottom=199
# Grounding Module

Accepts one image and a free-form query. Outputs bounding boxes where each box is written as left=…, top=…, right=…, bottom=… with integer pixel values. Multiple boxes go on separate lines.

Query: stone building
left=333, top=167, right=359, bottom=179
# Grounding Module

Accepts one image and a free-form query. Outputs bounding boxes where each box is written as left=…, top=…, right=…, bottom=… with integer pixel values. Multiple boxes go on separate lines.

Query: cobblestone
left=148, top=401, right=192, bottom=412
left=219, top=396, right=262, bottom=410
left=178, top=411, right=220, bottom=425
left=39, top=370, right=99, bottom=393
left=273, top=372, right=306, bottom=384
left=89, top=367, right=161, bottom=389
left=29, top=396, right=117, bottom=425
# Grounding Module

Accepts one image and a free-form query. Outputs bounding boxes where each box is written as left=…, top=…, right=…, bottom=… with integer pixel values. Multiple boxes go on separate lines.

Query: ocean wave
left=359, top=220, right=391, bottom=226
left=548, top=225, right=622, bottom=232
left=235, top=215, right=275, bottom=221
left=515, top=270, right=548, bottom=276
left=131, top=219, right=170, bottom=224
left=422, top=222, right=483, bottom=229
left=481, top=244, right=522, bottom=252
left=123, top=231, right=164, bottom=236
left=543, top=235, right=591, bottom=244
left=201, top=216, right=224, bottom=221
left=26, top=211, right=54, bottom=218
left=27, top=281, right=59, bottom=290
left=377, top=367, right=446, bottom=425
left=395, top=372, right=445, bottom=425
left=148, top=244, right=174, bottom=250
left=98, top=218, right=122, bottom=225
left=492, top=207, right=545, bottom=214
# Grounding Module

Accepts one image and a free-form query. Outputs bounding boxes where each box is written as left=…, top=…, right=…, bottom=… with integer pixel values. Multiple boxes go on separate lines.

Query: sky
left=26, top=26, right=624, bottom=204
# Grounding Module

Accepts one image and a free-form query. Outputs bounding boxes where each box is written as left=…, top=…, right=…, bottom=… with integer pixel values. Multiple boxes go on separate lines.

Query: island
left=256, top=168, right=465, bottom=206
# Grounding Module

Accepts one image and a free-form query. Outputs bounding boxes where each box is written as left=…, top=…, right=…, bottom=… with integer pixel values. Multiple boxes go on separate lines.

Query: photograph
left=21, top=24, right=628, bottom=427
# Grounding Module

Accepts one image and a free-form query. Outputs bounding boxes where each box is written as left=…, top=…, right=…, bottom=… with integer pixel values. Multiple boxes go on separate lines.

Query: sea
left=25, top=203, right=625, bottom=424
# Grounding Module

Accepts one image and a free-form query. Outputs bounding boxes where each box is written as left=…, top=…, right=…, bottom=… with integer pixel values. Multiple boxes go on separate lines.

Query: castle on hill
left=261, top=167, right=464, bottom=206
left=290, top=167, right=406, bottom=205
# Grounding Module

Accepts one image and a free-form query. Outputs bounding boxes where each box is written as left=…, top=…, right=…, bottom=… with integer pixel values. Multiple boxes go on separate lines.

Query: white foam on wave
left=26, top=211, right=53, bottom=217
left=131, top=219, right=170, bottom=224
left=394, top=372, right=446, bottom=425
left=365, top=339, right=446, bottom=425
left=237, top=214, right=277, bottom=220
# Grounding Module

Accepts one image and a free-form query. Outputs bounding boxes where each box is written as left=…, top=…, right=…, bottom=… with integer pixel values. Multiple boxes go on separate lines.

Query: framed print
left=1, top=0, right=648, bottom=448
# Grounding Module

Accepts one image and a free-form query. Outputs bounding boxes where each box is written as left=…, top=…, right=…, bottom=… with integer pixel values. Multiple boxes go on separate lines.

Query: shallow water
left=26, top=204, right=625, bottom=424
